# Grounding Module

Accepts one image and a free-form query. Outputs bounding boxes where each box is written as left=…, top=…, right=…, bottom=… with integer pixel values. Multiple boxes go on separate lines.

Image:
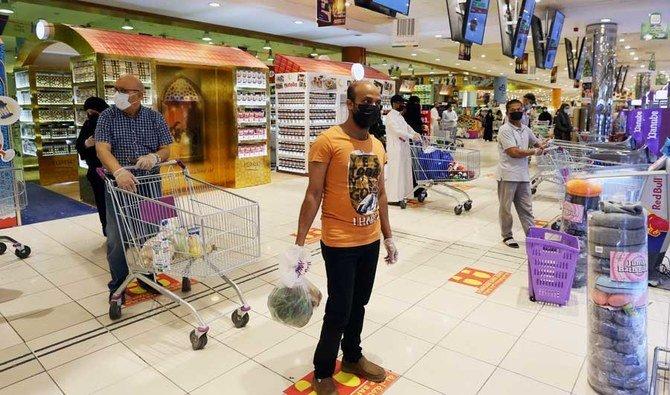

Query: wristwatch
left=151, top=153, right=161, bottom=164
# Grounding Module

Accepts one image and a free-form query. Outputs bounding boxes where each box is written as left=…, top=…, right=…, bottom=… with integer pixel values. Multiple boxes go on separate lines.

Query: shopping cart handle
left=97, top=159, right=186, bottom=179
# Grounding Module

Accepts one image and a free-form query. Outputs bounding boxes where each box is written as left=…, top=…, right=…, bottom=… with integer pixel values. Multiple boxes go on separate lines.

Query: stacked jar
left=587, top=201, right=648, bottom=395
left=561, top=179, right=603, bottom=288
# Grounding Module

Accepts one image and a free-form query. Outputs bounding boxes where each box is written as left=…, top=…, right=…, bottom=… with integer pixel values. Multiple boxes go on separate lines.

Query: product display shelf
left=274, top=73, right=340, bottom=175
left=234, top=68, right=269, bottom=160
left=14, top=67, right=76, bottom=160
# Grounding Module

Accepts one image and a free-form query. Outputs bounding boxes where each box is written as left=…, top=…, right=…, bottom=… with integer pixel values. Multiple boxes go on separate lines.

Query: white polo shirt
left=497, top=122, right=538, bottom=182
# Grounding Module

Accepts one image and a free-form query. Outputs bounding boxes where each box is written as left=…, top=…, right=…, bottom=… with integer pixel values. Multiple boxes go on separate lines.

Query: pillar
left=552, top=88, right=562, bottom=109
left=341, top=46, right=366, bottom=64
left=493, top=77, right=507, bottom=104
left=586, top=22, right=618, bottom=139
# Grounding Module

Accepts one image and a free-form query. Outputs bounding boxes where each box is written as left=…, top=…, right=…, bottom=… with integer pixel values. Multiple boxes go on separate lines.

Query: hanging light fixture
left=310, top=48, right=318, bottom=57
left=267, top=49, right=274, bottom=62
left=202, top=31, right=212, bottom=41
left=0, top=0, right=14, bottom=15
left=263, top=40, right=272, bottom=50
left=121, top=18, right=134, bottom=30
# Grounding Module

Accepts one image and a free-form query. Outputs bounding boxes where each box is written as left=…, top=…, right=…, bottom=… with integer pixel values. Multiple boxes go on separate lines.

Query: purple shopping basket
left=526, top=227, right=580, bottom=306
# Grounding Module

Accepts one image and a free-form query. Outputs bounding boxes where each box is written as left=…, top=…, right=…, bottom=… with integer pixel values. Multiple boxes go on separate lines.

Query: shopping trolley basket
left=102, top=160, right=260, bottom=350
left=436, top=119, right=463, bottom=148
left=651, top=346, right=670, bottom=394
left=0, top=167, right=30, bottom=259
left=407, top=138, right=480, bottom=215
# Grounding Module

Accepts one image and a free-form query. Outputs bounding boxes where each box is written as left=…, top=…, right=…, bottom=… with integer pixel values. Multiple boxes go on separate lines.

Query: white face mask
left=112, top=91, right=132, bottom=110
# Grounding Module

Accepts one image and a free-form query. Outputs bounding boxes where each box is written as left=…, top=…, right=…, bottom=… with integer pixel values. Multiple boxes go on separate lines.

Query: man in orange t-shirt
left=295, top=80, right=397, bottom=395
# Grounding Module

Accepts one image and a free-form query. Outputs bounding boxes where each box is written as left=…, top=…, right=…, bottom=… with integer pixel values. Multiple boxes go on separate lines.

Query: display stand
left=273, top=54, right=394, bottom=175
left=26, top=25, right=271, bottom=190
left=14, top=66, right=79, bottom=185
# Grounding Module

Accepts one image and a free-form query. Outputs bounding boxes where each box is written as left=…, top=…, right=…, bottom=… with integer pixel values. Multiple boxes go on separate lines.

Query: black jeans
left=86, top=169, right=107, bottom=235
left=313, top=240, right=380, bottom=379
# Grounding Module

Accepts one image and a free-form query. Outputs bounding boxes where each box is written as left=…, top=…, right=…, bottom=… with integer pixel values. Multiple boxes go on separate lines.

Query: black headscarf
left=83, top=96, right=109, bottom=113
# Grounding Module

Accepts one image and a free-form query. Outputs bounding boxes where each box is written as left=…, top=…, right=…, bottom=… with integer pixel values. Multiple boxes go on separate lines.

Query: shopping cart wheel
left=531, top=187, right=537, bottom=195
left=0, top=243, right=6, bottom=255
left=464, top=200, right=473, bottom=211
left=189, top=329, right=208, bottom=350
left=529, top=296, right=536, bottom=302
left=399, top=200, right=407, bottom=209
left=417, top=190, right=428, bottom=203
left=231, top=309, right=250, bottom=328
left=109, top=302, right=122, bottom=320
left=454, top=205, right=464, bottom=216
left=181, top=278, right=192, bottom=293
left=14, top=246, right=31, bottom=259
left=551, top=221, right=561, bottom=231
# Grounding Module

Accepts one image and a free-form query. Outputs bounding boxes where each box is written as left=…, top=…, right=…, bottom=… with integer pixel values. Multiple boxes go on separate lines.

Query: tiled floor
left=0, top=140, right=666, bottom=394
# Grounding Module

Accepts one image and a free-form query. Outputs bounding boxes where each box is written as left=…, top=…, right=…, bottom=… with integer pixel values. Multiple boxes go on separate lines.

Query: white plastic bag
left=267, top=246, right=322, bottom=328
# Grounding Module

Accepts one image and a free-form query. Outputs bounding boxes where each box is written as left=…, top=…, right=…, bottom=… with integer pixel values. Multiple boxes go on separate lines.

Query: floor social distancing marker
left=449, top=267, right=511, bottom=296
left=124, top=274, right=193, bottom=306
left=284, top=361, right=399, bottom=395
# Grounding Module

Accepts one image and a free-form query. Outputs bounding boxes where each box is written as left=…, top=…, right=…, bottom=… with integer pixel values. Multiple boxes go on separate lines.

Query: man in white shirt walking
left=497, top=99, right=546, bottom=248
left=441, top=103, right=458, bottom=140
left=385, top=94, right=421, bottom=205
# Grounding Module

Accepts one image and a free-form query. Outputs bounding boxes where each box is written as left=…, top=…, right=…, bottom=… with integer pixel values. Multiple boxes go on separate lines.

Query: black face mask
left=509, top=111, right=523, bottom=121
left=352, top=103, right=381, bottom=129
left=87, top=113, right=99, bottom=121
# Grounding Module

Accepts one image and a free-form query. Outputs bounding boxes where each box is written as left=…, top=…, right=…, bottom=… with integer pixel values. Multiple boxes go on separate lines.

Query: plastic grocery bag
left=267, top=246, right=322, bottom=328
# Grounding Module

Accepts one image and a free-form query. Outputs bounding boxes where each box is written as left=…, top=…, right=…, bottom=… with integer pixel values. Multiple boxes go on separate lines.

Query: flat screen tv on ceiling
left=462, top=0, right=491, bottom=45
left=512, top=0, right=537, bottom=59
left=373, top=0, right=411, bottom=16
left=446, top=0, right=467, bottom=43
left=543, top=10, right=565, bottom=69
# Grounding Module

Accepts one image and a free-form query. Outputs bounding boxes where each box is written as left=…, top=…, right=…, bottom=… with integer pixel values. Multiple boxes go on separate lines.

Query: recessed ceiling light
left=455, top=62, right=461, bottom=66
left=634, top=56, right=639, bottom=61
left=629, top=51, right=635, bottom=56
left=434, top=34, right=442, bottom=38
left=263, top=41, right=272, bottom=50
left=435, top=58, right=441, bottom=61
left=481, top=54, right=486, bottom=58
left=601, top=18, right=612, bottom=23
left=208, top=1, right=221, bottom=6
left=121, top=18, right=134, bottom=30
left=624, top=45, right=631, bottom=49
left=619, top=38, right=625, bottom=42
left=641, top=64, right=646, bottom=68
left=487, top=69, right=491, bottom=72
left=293, top=20, right=303, bottom=24
left=202, top=31, right=212, bottom=41
left=411, top=53, right=417, bottom=56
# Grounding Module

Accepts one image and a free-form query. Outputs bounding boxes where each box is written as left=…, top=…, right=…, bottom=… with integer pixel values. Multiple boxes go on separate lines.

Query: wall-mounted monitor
left=462, top=0, right=491, bottom=45
left=544, top=10, right=564, bottom=69
left=373, top=0, right=411, bottom=15
left=530, top=15, right=545, bottom=69
left=355, top=0, right=396, bottom=16
left=565, top=38, right=576, bottom=79
left=512, top=0, right=537, bottom=59
left=496, top=0, right=515, bottom=58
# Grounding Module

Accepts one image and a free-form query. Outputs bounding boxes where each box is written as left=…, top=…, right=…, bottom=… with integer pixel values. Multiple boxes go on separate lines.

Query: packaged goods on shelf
left=236, top=69, right=267, bottom=88
left=71, top=59, right=96, bottom=83
left=35, top=73, right=71, bottom=89
left=237, top=108, right=266, bottom=125
left=19, top=109, right=33, bottom=123
left=16, top=91, right=31, bottom=106
left=73, top=85, right=99, bottom=105
left=236, top=91, right=268, bottom=106
left=36, top=90, right=73, bottom=105
left=238, top=143, right=267, bottom=158
left=238, top=127, right=267, bottom=141
left=102, top=59, right=151, bottom=84
left=14, top=71, right=29, bottom=89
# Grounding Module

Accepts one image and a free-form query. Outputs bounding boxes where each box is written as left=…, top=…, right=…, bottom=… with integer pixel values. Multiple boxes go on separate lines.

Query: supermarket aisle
left=0, top=140, right=666, bottom=394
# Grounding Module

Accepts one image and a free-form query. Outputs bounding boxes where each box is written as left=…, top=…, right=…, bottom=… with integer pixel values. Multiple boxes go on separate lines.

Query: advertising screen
left=373, top=0, right=411, bottom=15
left=544, top=10, right=565, bottom=69
left=497, top=0, right=514, bottom=57
left=463, top=0, right=491, bottom=45
left=446, top=0, right=467, bottom=43
left=512, top=0, right=537, bottom=59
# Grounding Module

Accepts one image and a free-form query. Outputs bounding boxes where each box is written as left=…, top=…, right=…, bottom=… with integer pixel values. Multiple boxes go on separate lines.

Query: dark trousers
left=313, top=240, right=380, bottom=379
left=86, top=170, right=107, bottom=236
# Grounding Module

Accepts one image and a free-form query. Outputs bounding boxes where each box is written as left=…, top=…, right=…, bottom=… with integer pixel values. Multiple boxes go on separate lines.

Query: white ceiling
left=85, top=0, right=670, bottom=93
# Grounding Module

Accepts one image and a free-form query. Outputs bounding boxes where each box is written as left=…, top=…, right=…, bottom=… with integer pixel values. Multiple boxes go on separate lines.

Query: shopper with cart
left=497, top=99, right=547, bottom=248
left=385, top=94, right=421, bottom=205
left=295, top=80, right=397, bottom=395
left=95, top=74, right=180, bottom=299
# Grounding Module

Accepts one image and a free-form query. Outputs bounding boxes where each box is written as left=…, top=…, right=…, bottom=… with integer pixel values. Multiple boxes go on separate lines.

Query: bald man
left=95, top=74, right=175, bottom=303
left=294, top=81, right=396, bottom=394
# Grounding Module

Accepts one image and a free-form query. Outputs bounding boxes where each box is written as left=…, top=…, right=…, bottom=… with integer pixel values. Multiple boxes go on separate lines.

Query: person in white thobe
left=441, top=103, right=458, bottom=140
left=385, top=95, right=421, bottom=204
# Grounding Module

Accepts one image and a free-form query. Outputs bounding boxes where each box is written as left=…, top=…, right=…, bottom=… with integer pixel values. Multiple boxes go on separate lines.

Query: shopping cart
left=650, top=346, right=670, bottom=394
left=102, top=160, right=260, bottom=350
left=0, top=167, right=30, bottom=259
left=436, top=118, right=464, bottom=148
left=407, top=138, right=480, bottom=215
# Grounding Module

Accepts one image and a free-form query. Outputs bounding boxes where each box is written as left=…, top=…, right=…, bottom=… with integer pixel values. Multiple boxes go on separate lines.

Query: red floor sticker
left=292, top=228, right=322, bottom=245
left=124, top=274, right=193, bottom=307
left=284, top=361, right=399, bottom=395
left=449, top=267, right=511, bottom=295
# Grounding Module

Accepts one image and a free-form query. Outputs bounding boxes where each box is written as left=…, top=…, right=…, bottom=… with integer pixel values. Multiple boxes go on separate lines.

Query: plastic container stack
left=587, top=201, right=648, bottom=395
left=561, top=179, right=602, bottom=288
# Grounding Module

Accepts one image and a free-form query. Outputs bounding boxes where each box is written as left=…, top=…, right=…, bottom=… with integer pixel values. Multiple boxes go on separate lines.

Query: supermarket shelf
left=22, top=151, right=38, bottom=157
left=103, top=80, right=151, bottom=86
left=277, top=121, right=336, bottom=127
left=237, top=102, right=268, bottom=107
left=277, top=151, right=306, bottom=159
left=42, top=136, right=78, bottom=141
left=21, top=136, right=36, bottom=140
left=235, top=84, right=267, bottom=90
left=238, top=135, right=267, bottom=142
left=15, top=86, right=31, bottom=91
left=237, top=121, right=267, bottom=126
left=35, top=86, right=72, bottom=91
left=238, top=152, right=268, bottom=159
left=277, top=166, right=307, bottom=174
left=73, top=80, right=97, bottom=85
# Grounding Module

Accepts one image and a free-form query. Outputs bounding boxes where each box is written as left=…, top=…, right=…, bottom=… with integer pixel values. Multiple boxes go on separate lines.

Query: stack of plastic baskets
left=526, top=227, right=580, bottom=305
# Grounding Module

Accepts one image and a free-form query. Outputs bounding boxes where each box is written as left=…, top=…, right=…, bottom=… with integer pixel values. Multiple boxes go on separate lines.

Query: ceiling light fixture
left=624, top=45, right=631, bottom=49
left=619, top=38, right=625, bottom=42
left=310, top=48, right=318, bottom=57
left=408, top=63, right=414, bottom=71
left=202, top=31, right=212, bottom=41
left=601, top=18, right=612, bottom=23
left=481, top=54, right=486, bottom=58
left=411, top=53, right=417, bottom=56
left=293, top=20, right=303, bottom=24
left=267, top=49, right=274, bottom=62
left=121, top=18, right=134, bottom=30
left=455, top=62, right=461, bottom=66
left=434, top=34, right=442, bottom=38
left=263, top=41, right=272, bottom=50
left=629, top=51, right=635, bottom=56
left=634, top=56, right=639, bottom=61
left=435, top=58, right=441, bottom=61
left=208, top=1, right=221, bottom=6
left=0, top=0, right=14, bottom=14
left=382, top=59, right=388, bottom=66
left=640, top=64, right=646, bottom=68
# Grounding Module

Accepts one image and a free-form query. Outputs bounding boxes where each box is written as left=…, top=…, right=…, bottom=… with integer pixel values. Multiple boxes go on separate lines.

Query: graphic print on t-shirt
left=348, top=150, right=381, bottom=226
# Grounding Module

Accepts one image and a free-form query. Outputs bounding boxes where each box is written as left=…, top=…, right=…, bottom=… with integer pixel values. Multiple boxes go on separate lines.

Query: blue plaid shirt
left=95, top=106, right=173, bottom=174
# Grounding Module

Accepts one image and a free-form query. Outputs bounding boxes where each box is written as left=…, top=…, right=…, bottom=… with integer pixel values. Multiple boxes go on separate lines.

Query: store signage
left=316, top=0, right=346, bottom=27
left=515, top=53, right=528, bottom=74
left=493, top=76, right=507, bottom=103
left=641, top=12, right=668, bottom=40
left=458, top=42, right=472, bottom=61
left=393, top=18, right=418, bottom=47
left=627, top=108, right=670, bottom=155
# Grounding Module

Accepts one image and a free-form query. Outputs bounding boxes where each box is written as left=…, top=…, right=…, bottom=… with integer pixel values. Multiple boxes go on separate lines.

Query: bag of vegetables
left=267, top=246, right=321, bottom=328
